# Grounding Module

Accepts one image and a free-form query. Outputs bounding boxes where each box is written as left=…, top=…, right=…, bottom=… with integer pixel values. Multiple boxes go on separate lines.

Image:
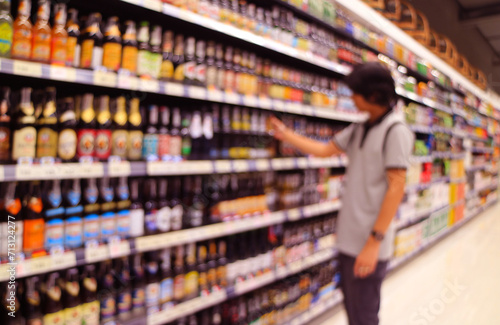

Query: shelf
left=396, top=88, right=453, bottom=114
left=409, top=124, right=433, bottom=135
left=396, top=204, right=449, bottom=231
left=470, top=147, right=494, bottom=154
left=432, top=152, right=466, bottom=159
left=0, top=58, right=367, bottom=124
left=406, top=176, right=450, bottom=192
left=466, top=165, right=490, bottom=173
left=467, top=182, right=498, bottom=198
left=287, top=289, right=344, bottom=325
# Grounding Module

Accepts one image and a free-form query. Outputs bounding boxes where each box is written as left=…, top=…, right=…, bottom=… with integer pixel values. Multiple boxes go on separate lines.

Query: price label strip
left=188, top=86, right=207, bottom=99
left=165, top=82, right=185, bottom=97
left=93, top=70, right=117, bottom=87
left=139, top=79, right=160, bottom=93
left=51, top=252, right=77, bottom=271
left=141, top=0, right=162, bottom=11
left=13, top=60, right=43, bottom=77
left=109, top=240, right=131, bottom=258
left=50, top=66, right=77, bottom=82
left=108, top=161, right=132, bottom=177
left=84, top=245, right=109, bottom=263
left=207, top=89, right=223, bottom=102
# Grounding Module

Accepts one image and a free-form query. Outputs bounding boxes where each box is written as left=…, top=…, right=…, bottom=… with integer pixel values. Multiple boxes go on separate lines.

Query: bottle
left=31, top=0, right=51, bottom=62
left=220, top=105, right=230, bottom=159
left=217, top=239, right=228, bottom=289
left=197, top=244, right=210, bottom=296
left=115, top=177, right=131, bottom=239
left=121, top=21, right=138, bottom=74
left=169, top=107, right=182, bottom=160
left=172, top=34, right=185, bottom=82
left=63, top=178, right=83, bottom=249
left=82, top=178, right=100, bottom=244
left=136, top=21, right=150, bottom=77
left=215, top=43, right=225, bottom=90
left=57, top=97, right=77, bottom=162
left=202, top=107, right=213, bottom=160
left=159, top=248, right=174, bottom=310
left=194, top=39, right=206, bottom=86
left=189, top=109, right=203, bottom=160
left=158, top=106, right=170, bottom=160
left=188, top=176, right=206, bottom=228
left=184, top=243, right=199, bottom=300
left=183, top=37, right=196, bottom=84
left=115, top=257, right=132, bottom=321
left=223, top=46, right=235, bottom=91
left=50, top=3, right=67, bottom=65
left=159, top=31, right=174, bottom=80
left=65, top=8, right=80, bottom=67
left=209, top=104, right=220, bottom=160
left=0, top=0, right=13, bottom=58
left=22, top=181, right=44, bottom=252
left=170, top=177, right=183, bottom=232
left=157, top=178, right=171, bottom=233
left=127, top=98, right=143, bottom=161
left=62, top=268, right=82, bottom=325
left=12, top=0, right=32, bottom=60
left=80, top=13, right=103, bottom=69
left=43, top=179, right=65, bottom=251
left=145, top=252, right=160, bottom=315
left=12, top=87, right=36, bottom=162
left=102, top=16, right=122, bottom=72
left=181, top=111, right=192, bottom=159
left=23, top=276, right=43, bottom=324
left=144, top=178, right=158, bottom=236
left=98, top=261, right=116, bottom=323
left=111, top=96, right=129, bottom=158
left=76, top=93, right=96, bottom=159
left=205, top=41, right=217, bottom=88
left=80, top=264, right=100, bottom=325
left=143, top=105, right=159, bottom=161
left=99, top=177, right=116, bottom=242
left=129, top=178, right=144, bottom=238
left=173, top=245, right=185, bottom=302
left=36, top=87, right=58, bottom=158
left=0, top=87, right=11, bottom=163
left=42, top=272, right=63, bottom=324
left=95, top=95, right=112, bottom=161
left=207, top=240, right=218, bottom=291
left=149, top=25, right=162, bottom=79
left=130, top=254, right=146, bottom=315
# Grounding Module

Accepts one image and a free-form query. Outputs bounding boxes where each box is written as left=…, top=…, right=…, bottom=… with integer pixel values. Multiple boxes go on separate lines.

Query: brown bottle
left=12, top=87, right=36, bottom=162
left=159, top=31, right=174, bottom=80
left=127, top=98, right=143, bottom=161
left=65, top=9, right=80, bottom=67
left=76, top=93, right=96, bottom=159
left=41, top=272, right=64, bottom=325
left=31, top=0, right=51, bottom=63
left=0, top=87, right=11, bottom=163
left=12, top=0, right=32, bottom=60
left=57, top=97, right=77, bottom=162
left=111, top=96, right=128, bottom=158
left=50, top=3, right=67, bottom=66
left=102, top=16, right=122, bottom=72
left=95, top=95, right=112, bottom=161
left=80, top=13, right=103, bottom=69
left=36, top=87, right=58, bottom=158
left=121, top=21, right=138, bottom=74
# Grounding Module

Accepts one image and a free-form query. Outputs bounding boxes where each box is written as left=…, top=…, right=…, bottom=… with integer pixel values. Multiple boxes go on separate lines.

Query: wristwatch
left=371, top=230, right=385, bottom=242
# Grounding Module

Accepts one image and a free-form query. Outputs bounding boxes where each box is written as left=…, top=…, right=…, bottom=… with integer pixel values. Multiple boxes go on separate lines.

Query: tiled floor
left=316, top=203, right=500, bottom=325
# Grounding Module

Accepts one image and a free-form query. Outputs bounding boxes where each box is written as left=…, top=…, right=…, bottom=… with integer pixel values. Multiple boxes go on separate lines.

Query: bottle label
left=26, top=319, right=43, bottom=325
left=170, top=205, right=183, bottom=231
left=83, top=214, right=100, bottom=241
left=181, top=137, right=191, bottom=157
left=12, top=126, right=36, bottom=160
left=103, top=42, right=122, bottom=71
left=173, top=63, right=185, bottom=81
left=169, top=135, right=182, bottom=157
left=77, top=129, right=96, bottom=158
left=159, top=277, right=173, bottom=303
left=216, top=68, right=225, bottom=89
left=0, top=22, right=13, bottom=55
left=145, top=282, right=160, bottom=307
left=0, top=127, right=10, bottom=161
left=144, top=209, right=158, bottom=233
left=36, top=127, right=58, bottom=158
left=157, top=206, right=171, bottom=233
left=127, top=130, right=143, bottom=160
left=137, top=50, right=149, bottom=76
left=51, top=35, right=67, bottom=65
left=128, top=209, right=144, bottom=237
left=100, top=296, right=116, bottom=319
left=122, top=46, right=138, bottom=73
left=12, top=28, right=32, bottom=59
left=188, top=208, right=203, bottom=227
left=63, top=305, right=82, bottom=325
left=91, top=46, right=103, bottom=69
left=111, top=130, right=128, bottom=157
left=45, top=218, right=64, bottom=249
left=95, top=129, right=112, bottom=160
left=43, top=311, right=64, bottom=325
left=195, top=63, right=207, bottom=84
left=160, top=60, right=174, bottom=80
left=116, top=210, right=130, bottom=237
left=142, top=134, right=159, bottom=160
left=158, top=134, right=170, bottom=158
left=206, top=66, right=217, bottom=87
left=82, top=301, right=100, bottom=325
left=23, top=218, right=45, bottom=251
left=173, top=275, right=184, bottom=300
left=58, top=129, right=77, bottom=160
left=132, top=287, right=145, bottom=309
left=64, top=215, right=83, bottom=248
left=117, top=291, right=132, bottom=314
left=100, top=212, right=116, bottom=238
left=80, top=39, right=95, bottom=68
left=225, top=70, right=235, bottom=90
left=32, top=32, right=51, bottom=62
left=66, top=36, right=78, bottom=66
left=184, top=61, right=196, bottom=81
left=149, top=52, right=162, bottom=79
left=184, top=271, right=199, bottom=297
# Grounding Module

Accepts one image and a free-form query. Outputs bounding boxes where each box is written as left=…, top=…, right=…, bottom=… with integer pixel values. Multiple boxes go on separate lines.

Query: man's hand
left=269, top=116, right=288, bottom=140
left=354, top=238, right=381, bottom=279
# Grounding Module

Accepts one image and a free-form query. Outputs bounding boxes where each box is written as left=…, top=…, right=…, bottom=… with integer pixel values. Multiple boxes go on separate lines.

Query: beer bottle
left=143, top=105, right=159, bottom=161
left=115, top=176, right=131, bottom=239
left=136, top=21, right=150, bottom=77
left=207, top=240, right=218, bottom=291
left=65, top=8, right=80, bottom=67
left=121, top=21, right=138, bottom=74
left=62, top=178, right=83, bottom=249
left=0, top=280, right=24, bottom=324
left=173, top=245, right=185, bottom=302
left=233, top=48, right=242, bottom=94
left=99, top=177, right=116, bottom=242
left=0, top=87, right=11, bottom=163
left=50, top=3, right=67, bottom=66
left=216, top=239, right=228, bottom=289
left=157, top=178, right=170, bottom=233
left=194, top=39, right=206, bottom=86
left=130, top=254, right=146, bottom=315
left=82, top=178, right=100, bottom=244
left=42, top=272, right=63, bottom=324
left=129, top=178, right=144, bottom=238
left=209, top=104, right=220, bottom=160
left=62, top=268, right=82, bottom=325
left=169, top=177, right=183, bottom=232
left=24, top=276, right=43, bottom=324
left=36, top=87, right=58, bottom=159
left=189, top=109, right=202, bottom=160
left=98, top=261, right=116, bottom=323
left=2, top=182, right=23, bottom=255
left=184, top=243, right=199, bottom=300
left=149, top=25, right=162, bottom=79
left=43, top=179, right=65, bottom=251
left=187, top=175, right=205, bottom=228
left=144, top=178, right=158, bottom=236
left=76, top=93, right=96, bottom=159
left=184, top=37, right=196, bottom=84
left=181, top=111, right=192, bottom=159
left=80, top=264, right=100, bottom=325
left=158, top=106, right=170, bottom=160
left=169, top=107, right=182, bottom=160
left=205, top=41, right=217, bottom=89
left=80, top=13, right=103, bottom=69
left=57, top=97, right=77, bottom=162
left=201, top=107, right=213, bottom=160
left=102, top=16, right=122, bottom=72
left=31, top=0, right=51, bottom=63
left=220, top=105, right=230, bottom=159
left=0, top=0, right=13, bottom=58
left=111, top=96, right=128, bottom=158
left=214, top=43, right=225, bottom=90
left=197, top=243, right=210, bottom=296
left=22, top=181, right=44, bottom=252
left=145, top=251, right=160, bottom=315
left=12, top=87, right=36, bottom=162
left=159, top=248, right=174, bottom=310
left=127, top=98, right=143, bottom=161
left=12, top=0, right=32, bottom=60
left=159, top=30, right=174, bottom=80
left=95, top=95, right=112, bottom=161
left=223, top=46, right=234, bottom=91
left=115, top=257, right=132, bottom=321
left=172, top=34, right=185, bottom=82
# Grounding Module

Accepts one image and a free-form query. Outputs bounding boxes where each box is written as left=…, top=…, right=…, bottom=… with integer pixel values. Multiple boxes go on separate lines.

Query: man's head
left=344, top=62, right=397, bottom=115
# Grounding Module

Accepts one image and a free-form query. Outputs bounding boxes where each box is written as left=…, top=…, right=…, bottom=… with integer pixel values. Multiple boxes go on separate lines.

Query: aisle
left=316, top=203, right=500, bottom=325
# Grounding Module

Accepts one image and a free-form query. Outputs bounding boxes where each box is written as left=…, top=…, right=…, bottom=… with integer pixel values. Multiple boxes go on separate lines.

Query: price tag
left=225, top=91, right=240, bottom=104
left=85, top=245, right=109, bottom=263
left=135, top=235, right=162, bottom=252
left=296, top=157, right=309, bottom=169
left=80, top=163, right=104, bottom=178
left=289, top=260, right=302, bottom=274
left=51, top=252, right=76, bottom=271
left=165, top=82, right=184, bottom=96
left=215, top=160, right=232, bottom=173
left=190, top=161, right=213, bottom=174
left=255, top=159, right=270, bottom=171
left=13, top=60, right=42, bottom=77
left=271, top=159, right=285, bottom=170
left=139, top=79, right=160, bottom=93
left=0, top=165, right=4, bottom=182
left=0, top=263, right=11, bottom=281
left=141, top=0, right=162, bottom=11
left=302, top=105, right=314, bottom=117
left=281, top=158, right=295, bottom=170
left=26, top=256, right=52, bottom=276
left=207, top=89, right=223, bottom=102
left=288, top=102, right=302, bottom=114
left=243, top=95, right=257, bottom=107
left=273, top=100, right=285, bottom=112
left=15, top=164, right=36, bottom=180
left=41, top=164, right=58, bottom=179
left=259, top=97, right=272, bottom=109
left=117, top=74, right=139, bottom=90
left=188, top=86, right=206, bottom=99
left=233, top=160, right=249, bottom=173
left=50, top=66, right=76, bottom=82
left=59, top=164, right=77, bottom=178
left=109, top=240, right=131, bottom=258
left=93, top=70, right=117, bottom=87
left=308, top=204, right=321, bottom=217
left=287, top=208, right=301, bottom=221
left=108, top=161, right=131, bottom=177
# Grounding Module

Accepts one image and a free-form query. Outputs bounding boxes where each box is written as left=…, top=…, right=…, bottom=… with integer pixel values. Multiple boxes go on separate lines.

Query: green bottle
left=0, top=0, right=13, bottom=58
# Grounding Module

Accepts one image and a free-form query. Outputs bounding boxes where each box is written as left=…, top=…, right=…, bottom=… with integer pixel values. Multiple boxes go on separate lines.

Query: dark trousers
left=338, top=253, right=389, bottom=325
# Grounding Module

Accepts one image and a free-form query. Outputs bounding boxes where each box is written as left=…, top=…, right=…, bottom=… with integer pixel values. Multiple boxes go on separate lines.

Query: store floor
left=313, top=203, right=500, bottom=325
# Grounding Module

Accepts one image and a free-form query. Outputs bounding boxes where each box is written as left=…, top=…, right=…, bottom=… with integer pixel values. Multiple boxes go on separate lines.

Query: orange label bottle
left=31, top=0, right=51, bottom=63
left=50, top=3, right=68, bottom=66
left=12, top=0, right=32, bottom=60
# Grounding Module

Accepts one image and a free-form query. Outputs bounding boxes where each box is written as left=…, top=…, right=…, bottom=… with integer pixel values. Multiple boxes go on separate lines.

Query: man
left=270, top=62, right=414, bottom=325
